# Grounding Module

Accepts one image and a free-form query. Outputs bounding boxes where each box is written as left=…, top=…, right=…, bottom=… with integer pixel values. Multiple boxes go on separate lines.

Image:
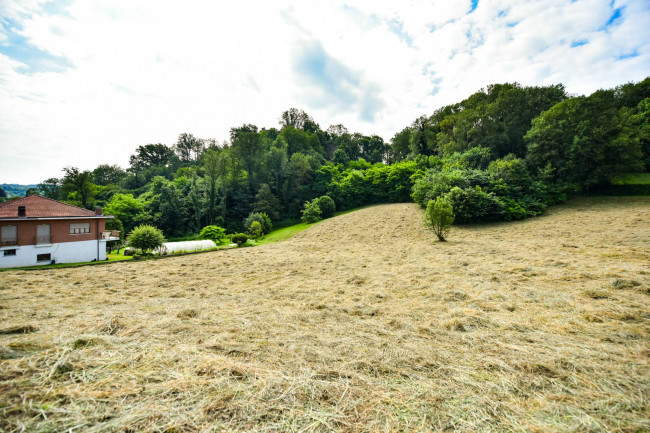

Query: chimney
left=18, top=206, right=26, bottom=217
left=95, top=206, right=102, bottom=215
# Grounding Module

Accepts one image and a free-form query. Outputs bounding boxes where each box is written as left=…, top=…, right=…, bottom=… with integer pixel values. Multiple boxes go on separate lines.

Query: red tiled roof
left=0, top=195, right=99, bottom=218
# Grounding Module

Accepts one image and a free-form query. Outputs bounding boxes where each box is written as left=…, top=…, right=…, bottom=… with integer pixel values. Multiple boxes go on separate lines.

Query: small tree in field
left=424, top=197, right=455, bottom=241
left=199, top=225, right=226, bottom=244
left=127, top=225, right=165, bottom=255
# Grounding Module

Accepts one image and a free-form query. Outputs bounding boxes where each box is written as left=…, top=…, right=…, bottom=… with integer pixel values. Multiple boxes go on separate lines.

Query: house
left=0, top=195, right=120, bottom=268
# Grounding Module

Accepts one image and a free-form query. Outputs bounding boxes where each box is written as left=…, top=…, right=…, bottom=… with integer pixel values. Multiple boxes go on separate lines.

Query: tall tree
left=230, top=124, right=263, bottom=188
left=62, top=167, right=95, bottom=209
left=280, top=108, right=320, bottom=133
left=38, top=178, right=62, bottom=199
left=92, top=164, right=127, bottom=186
left=174, top=133, right=205, bottom=163
left=129, top=144, right=175, bottom=170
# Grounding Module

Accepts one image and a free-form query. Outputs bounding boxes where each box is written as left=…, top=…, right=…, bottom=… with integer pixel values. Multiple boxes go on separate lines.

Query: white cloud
left=0, top=0, right=649, bottom=184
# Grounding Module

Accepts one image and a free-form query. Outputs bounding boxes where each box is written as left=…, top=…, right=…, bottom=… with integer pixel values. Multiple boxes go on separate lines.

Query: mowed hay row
left=0, top=197, right=649, bottom=432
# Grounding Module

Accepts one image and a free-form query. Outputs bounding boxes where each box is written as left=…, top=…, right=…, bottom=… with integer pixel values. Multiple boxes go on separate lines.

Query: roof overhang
left=0, top=215, right=114, bottom=222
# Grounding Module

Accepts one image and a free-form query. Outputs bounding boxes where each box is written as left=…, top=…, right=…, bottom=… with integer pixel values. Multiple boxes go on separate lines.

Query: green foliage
left=248, top=221, right=262, bottom=239
left=127, top=225, right=165, bottom=255
left=29, top=77, right=650, bottom=237
left=443, top=186, right=503, bottom=223
left=231, top=233, right=248, bottom=246
left=244, top=212, right=272, bottom=235
left=62, top=167, right=95, bottom=209
left=301, top=199, right=322, bottom=223
left=316, top=196, right=336, bottom=218
left=253, top=184, right=281, bottom=220
left=199, top=225, right=226, bottom=243
left=104, top=193, right=145, bottom=235
left=425, top=197, right=455, bottom=241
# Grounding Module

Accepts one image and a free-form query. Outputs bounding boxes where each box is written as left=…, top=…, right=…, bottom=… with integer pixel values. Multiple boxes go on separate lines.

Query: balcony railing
left=36, top=235, right=51, bottom=245
left=1, top=239, right=18, bottom=246
left=101, top=230, right=121, bottom=240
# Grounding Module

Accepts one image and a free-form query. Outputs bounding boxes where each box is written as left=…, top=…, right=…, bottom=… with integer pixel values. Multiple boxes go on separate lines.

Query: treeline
left=27, top=77, right=649, bottom=238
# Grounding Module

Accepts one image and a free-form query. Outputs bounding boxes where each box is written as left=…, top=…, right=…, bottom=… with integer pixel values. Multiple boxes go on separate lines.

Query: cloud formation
left=0, top=0, right=648, bottom=183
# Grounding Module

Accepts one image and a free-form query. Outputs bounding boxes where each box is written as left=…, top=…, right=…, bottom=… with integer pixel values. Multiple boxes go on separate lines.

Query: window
left=3, top=249, right=16, bottom=256
left=37, top=253, right=51, bottom=262
left=1, top=225, right=18, bottom=246
left=70, top=223, right=90, bottom=234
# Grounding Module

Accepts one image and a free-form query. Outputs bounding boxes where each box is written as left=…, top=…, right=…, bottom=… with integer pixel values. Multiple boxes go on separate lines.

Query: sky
left=1, top=0, right=649, bottom=184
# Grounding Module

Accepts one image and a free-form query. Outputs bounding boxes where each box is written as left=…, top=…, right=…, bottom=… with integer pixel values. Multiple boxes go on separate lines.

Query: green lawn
left=254, top=221, right=320, bottom=245
left=610, top=173, right=650, bottom=185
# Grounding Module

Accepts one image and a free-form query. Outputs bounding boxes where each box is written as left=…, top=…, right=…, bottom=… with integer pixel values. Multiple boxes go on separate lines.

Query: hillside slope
left=1, top=197, right=649, bottom=432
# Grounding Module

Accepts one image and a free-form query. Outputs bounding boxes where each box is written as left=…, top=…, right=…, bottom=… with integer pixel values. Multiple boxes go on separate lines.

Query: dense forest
left=3, top=77, right=648, bottom=239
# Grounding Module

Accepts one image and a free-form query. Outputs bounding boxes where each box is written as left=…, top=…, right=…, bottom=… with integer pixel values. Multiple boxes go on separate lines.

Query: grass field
left=0, top=197, right=648, bottom=432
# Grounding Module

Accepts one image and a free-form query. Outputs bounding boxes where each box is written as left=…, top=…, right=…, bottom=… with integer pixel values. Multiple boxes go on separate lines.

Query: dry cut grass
left=0, top=196, right=649, bottom=432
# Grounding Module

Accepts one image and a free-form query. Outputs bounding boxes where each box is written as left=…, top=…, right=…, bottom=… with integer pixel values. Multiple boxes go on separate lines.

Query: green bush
left=248, top=221, right=262, bottom=239
left=316, top=195, right=336, bottom=218
left=127, top=224, right=165, bottom=255
left=424, top=197, right=455, bottom=241
left=231, top=233, right=248, bottom=246
left=243, top=212, right=272, bottom=235
left=443, top=186, right=503, bottom=223
left=199, top=225, right=226, bottom=244
left=301, top=199, right=322, bottom=223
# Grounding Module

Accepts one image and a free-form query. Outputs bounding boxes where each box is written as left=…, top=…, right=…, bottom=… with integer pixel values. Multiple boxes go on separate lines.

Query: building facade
left=0, top=195, right=119, bottom=268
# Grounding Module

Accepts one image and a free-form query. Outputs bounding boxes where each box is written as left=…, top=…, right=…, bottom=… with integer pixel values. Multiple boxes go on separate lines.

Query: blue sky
left=0, top=0, right=649, bottom=184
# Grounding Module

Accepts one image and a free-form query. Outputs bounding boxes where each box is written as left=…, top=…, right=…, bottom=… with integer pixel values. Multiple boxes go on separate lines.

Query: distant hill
left=1, top=183, right=38, bottom=198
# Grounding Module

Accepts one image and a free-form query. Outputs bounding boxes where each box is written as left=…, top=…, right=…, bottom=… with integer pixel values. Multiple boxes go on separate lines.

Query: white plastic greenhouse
left=154, top=240, right=217, bottom=255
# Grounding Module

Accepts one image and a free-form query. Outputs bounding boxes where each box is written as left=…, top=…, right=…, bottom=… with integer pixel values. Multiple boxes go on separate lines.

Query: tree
left=25, top=187, right=40, bottom=196
left=301, top=199, right=322, bottom=223
left=104, top=193, right=145, bottom=235
left=62, top=167, right=95, bottom=209
left=317, top=195, right=336, bottom=218
left=92, top=164, right=126, bottom=186
left=253, top=183, right=280, bottom=220
left=203, top=149, right=229, bottom=225
left=248, top=220, right=262, bottom=239
left=127, top=224, right=165, bottom=255
left=129, top=144, right=175, bottom=171
left=244, top=212, right=272, bottom=234
left=230, top=124, right=263, bottom=187
left=38, top=178, right=62, bottom=199
left=174, top=133, right=204, bottom=163
left=424, top=197, right=455, bottom=241
left=280, top=108, right=319, bottom=133
left=199, top=225, right=226, bottom=244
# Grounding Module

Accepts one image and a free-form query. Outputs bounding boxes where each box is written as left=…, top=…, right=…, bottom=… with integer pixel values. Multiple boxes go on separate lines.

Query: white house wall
left=0, top=240, right=107, bottom=268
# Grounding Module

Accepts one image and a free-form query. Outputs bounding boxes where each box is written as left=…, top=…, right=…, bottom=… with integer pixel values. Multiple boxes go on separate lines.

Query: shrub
left=443, top=186, right=503, bottom=223
left=231, top=233, right=248, bottom=246
left=199, top=225, right=226, bottom=244
left=243, top=212, right=272, bottom=235
left=425, top=197, right=455, bottom=241
left=248, top=221, right=262, bottom=239
left=301, top=199, right=322, bottom=223
left=127, top=224, right=165, bottom=255
left=317, top=195, right=336, bottom=218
